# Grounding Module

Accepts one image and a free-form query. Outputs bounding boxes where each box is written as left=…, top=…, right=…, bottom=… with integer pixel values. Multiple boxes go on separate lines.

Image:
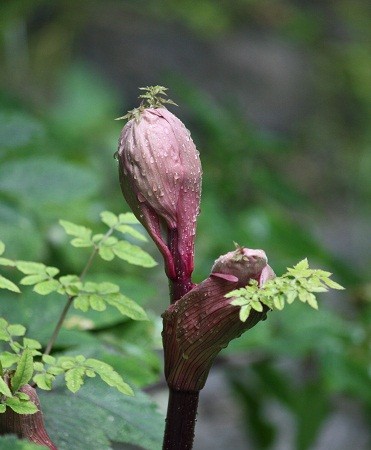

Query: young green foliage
left=60, top=211, right=156, bottom=267
left=16, top=261, right=60, bottom=295
left=32, top=354, right=133, bottom=396
left=0, top=241, right=20, bottom=293
left=0, top=211, right=156, bottom=415
left=226, top=259, right=344, bottom=322
left=0, top=337, right=40, bottom=415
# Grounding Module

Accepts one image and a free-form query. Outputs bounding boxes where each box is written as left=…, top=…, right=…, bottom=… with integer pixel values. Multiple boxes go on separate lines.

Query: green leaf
left=15, top=261, right=46, bottom=275
left=33, top=373, right=54, bottom=391
left=293, top=258, right=309, bottom=271
left=23, top=338, right=42, bottom=350
left=98, top=246, right=115, bottom=261
left=45, top=267, right=60, bottom=277
left=0, top=257, right=15, bottom=266
left=0, top=377, right=12, bottom=397
left=39, top=377, right=164, bottom=450
left=100, top=211, right=118, bottom=228
left=306, top=293, right=319, bottom=309
left=42, top=355, right=56, bottom=365
left=70, top=237, right=94, bottom=248
left=0, top=352, right=19, bottom=368
left=7, top=324, right=26, bottom=337
left=33, top=279, right=61, bottom=295
left=112, top=241, right=157, bottom=267
left=0, top=275, right=21, bottom=293
left=115, top=225, right=147, bottom=242
left=0, top=404, right=6, bottom=413
left=16, top=392, right=30, bottom=401
left=251, top=300, right=264, bottom=312
left=59, top=220, right=92, bottom=239
left=96, top=282, right=120, bottom=294
left=65, top=367, right=85, bottom=393
left=5, top=397, right=38, bottom=414
left=20, top=274, right=49, bottom=286
left=240, top=305, right=251, bottom=322
left=118, top=212, right=139, bottom=224
left=105, top=294, right=148, bottom=321
left=11, top=349, right=34, bottom=391
left=322, top=278, right=345, bottom=290
left=0, top=318, right=10, bottom=340
left=74, top=296, right=90, bottom=312
left=230, top=297, right=249, bottom=306
left=273, top=296, right=285, bottom=310
left=0, top=435, right=46, bottom=449
left=86, top=359, right=133, bottom=396
left=89, top=295, right=106, bottom=312
left=0, top=241, right=4, bottom=256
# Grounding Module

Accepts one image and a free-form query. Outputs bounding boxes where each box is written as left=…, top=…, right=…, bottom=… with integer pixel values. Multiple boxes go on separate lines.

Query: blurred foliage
left=0, top=1, right=370, bottom=449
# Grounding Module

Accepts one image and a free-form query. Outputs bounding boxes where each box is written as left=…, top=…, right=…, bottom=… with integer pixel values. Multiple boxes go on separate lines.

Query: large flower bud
left=162, top=247, right=275, bottom=391
left=118, top=107, right=202, bottom=285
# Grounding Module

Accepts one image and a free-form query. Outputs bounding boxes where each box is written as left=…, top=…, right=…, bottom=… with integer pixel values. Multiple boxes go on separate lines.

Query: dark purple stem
left=167, top=228, right=193, bottom=303
left=163, top=389, right=199, bottom=450
left=163, top=229, right=198, bottom=449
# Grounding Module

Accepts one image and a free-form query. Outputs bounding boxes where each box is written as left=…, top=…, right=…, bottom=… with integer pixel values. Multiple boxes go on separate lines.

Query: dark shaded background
left=0, top=1, right=370, bottom=449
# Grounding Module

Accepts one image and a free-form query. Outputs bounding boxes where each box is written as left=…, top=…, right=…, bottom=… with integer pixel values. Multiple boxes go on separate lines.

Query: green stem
left=43, top=227, right=114, bottom=356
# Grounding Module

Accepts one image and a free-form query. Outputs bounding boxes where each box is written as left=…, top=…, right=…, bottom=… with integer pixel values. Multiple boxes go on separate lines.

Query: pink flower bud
left=118, top=107, right=202, bottom=284
left=162, top=247, right=275, bottom=391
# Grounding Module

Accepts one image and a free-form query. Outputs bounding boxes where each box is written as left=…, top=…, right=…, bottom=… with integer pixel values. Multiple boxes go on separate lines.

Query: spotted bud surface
left=118, top=107, right=202, bottom=282
left=162, top=247, right=275, bottom=391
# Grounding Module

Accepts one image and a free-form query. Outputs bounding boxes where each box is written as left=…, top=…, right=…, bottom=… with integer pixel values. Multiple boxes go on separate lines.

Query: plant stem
left=43, top=227, right=114, bottom=356
left=163, top=229, right=198, bottom=449
left=167, top=229, right=193, bottom=303
left=163, top=389, right=199, bottom=450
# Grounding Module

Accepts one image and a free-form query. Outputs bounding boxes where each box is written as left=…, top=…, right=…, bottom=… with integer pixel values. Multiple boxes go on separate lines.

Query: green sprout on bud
left=226, top=258, right=344, bottom=322
left=115, top=85, right=177, bottom=122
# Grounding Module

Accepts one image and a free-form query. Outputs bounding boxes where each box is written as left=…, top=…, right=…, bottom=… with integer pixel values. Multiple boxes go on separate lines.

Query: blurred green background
left=0, top=1, right=370, bottom=449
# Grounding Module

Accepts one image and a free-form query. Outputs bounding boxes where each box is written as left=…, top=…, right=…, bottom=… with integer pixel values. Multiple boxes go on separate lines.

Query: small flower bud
left=162, top=247, right=275, bottom=391
left=118, top=105, right=202, bottom=283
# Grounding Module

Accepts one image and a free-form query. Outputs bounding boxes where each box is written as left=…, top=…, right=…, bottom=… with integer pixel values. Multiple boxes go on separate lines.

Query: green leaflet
left=59, top=220, right=93, bottom=247
left=11, top=349, right=34, bottom=392
left=228, top=259, right=344, bottom=322
left=4, top=396, right=38, bottom=414
left=65, top=366, right=85, bottom=393
left=0, top=376, right=12, bottom=397
left=0, top=275, right=20, bottom=293
left=112, top=241, right=156, bottom=267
